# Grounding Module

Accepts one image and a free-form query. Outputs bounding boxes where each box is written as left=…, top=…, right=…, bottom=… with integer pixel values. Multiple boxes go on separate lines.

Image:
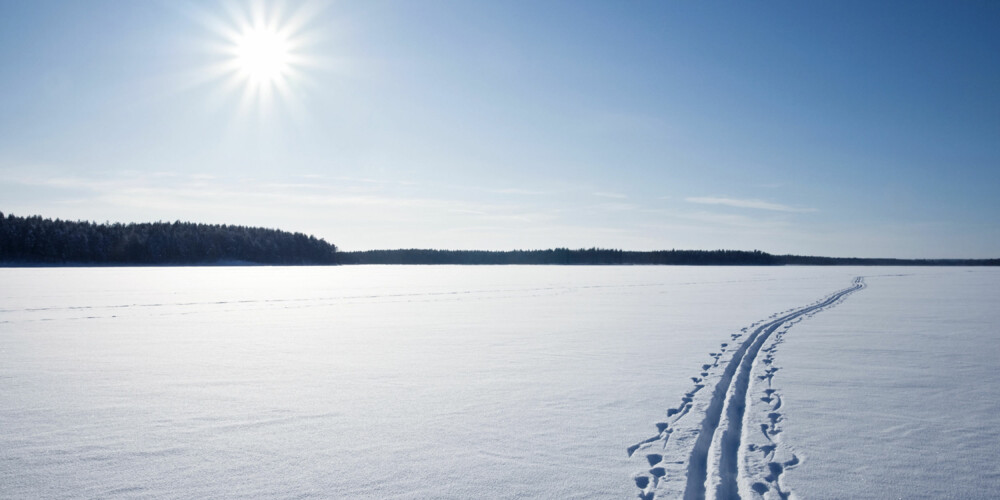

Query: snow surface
left=1, top=266, right=998, bottom=499
left=774, top=270, right=1000, bottom=500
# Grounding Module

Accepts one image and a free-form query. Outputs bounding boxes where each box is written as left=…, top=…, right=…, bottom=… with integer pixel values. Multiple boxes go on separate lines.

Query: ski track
left=629, top=277, right=866, bottom=500
left=0, top=278, right=787, bottom=324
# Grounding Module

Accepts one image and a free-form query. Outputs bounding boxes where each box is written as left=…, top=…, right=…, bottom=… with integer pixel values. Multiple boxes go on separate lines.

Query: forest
left=340, top=248, right=777, bottom=265
left=2, top=212, right=997, bottom=266
left=0, top=212, right=338, bottom=265
left=339, top=248, right=999, bottom=266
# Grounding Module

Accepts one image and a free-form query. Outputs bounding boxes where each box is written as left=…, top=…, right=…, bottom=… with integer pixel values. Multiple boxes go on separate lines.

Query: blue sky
left=1, top=0, right=997, bottom=258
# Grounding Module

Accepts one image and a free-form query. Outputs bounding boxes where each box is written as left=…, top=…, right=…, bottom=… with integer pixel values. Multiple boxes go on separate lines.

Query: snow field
left=2, top=266, right=997, bottom=499
left=773, top=270, right=1000, bottom=500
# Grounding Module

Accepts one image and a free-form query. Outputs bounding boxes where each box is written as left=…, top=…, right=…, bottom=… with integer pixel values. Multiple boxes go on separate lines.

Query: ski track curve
left=629, top=277, right=866, bottom=500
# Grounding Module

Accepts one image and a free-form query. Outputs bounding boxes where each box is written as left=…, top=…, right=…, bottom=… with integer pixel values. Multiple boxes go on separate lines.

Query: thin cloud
left=594, top=191, right=627, bottom=199
left=9, top=171, right=562, bottom=228
left=597, top=202, right=639, bottom=211
left=685, top=196, right=816, bottom=213
left=490, top=188, right=552, bottom=196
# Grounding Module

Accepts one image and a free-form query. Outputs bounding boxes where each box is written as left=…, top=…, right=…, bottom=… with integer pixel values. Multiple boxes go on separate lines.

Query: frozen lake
left=2, top=266, right=999, bottom=499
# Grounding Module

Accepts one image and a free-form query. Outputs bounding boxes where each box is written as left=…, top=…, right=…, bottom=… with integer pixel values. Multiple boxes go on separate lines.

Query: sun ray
left=185, top=0, right=326, bottom=117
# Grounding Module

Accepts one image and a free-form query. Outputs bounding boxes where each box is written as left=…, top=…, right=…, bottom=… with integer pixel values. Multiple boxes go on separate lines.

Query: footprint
left=760, top=423, right=772, bottom=440
left=752, top=482, right=769, bottom=495
left=764, top=462, right=783, bottom=483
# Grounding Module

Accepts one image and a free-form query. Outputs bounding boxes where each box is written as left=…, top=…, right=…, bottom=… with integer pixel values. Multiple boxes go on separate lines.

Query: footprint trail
left=629, top=277, right=865, bottom=500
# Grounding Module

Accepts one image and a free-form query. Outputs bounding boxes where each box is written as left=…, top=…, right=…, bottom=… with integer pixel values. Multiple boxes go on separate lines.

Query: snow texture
left=1, top=266, right=998, bottom=499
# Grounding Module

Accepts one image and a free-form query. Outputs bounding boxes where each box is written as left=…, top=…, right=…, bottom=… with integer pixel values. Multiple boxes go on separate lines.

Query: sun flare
left=196, top=0, right=327, bottom=112
left=235, top=26, right=291, bottom=85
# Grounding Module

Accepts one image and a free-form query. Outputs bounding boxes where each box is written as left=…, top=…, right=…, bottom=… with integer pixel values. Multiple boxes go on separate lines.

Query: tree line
left=339, top=248, right=999, bottom=266
left=0, top=212, right=338, bottom=265
left=339, top=248, right=779, bottom=265
left=3, top=211, right=997, bottom=266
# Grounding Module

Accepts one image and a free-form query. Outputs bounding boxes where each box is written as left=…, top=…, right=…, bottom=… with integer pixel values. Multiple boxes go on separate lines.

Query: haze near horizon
left=0, top=1, right=997, bottom=258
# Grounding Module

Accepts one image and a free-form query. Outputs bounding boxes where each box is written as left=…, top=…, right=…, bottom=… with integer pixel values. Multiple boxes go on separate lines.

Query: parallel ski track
left=631, top=277, right=865, bottom=500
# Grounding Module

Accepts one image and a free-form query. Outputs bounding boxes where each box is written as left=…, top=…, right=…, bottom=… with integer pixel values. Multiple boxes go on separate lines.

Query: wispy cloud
left=593, top=191, right=627, bottom=199
left=597, top=202, right=638, bottom=211
left=490, top=187, right=552, bottom=196
left=4, top=171, right=563, bottom=230
left=685, top=196, right=816, bottom=213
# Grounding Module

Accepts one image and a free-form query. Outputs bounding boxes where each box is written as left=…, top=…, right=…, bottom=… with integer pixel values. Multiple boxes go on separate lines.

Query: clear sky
left=1, top=1, right=997, bottom=258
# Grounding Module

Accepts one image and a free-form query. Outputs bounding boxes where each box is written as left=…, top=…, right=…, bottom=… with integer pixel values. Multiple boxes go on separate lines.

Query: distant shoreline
left=3, top=212, right=998, bottom=267
left=335, top=249, right=1000, bottom=266
left=3, top=254, right=999, bottom=268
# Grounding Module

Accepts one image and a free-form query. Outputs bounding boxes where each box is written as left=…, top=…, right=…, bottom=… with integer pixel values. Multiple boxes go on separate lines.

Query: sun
left=234, top=26, right=291, bottom=86
left=190, top=0, right=327, bottom=113
left=224, top=17, right=300, bottom=103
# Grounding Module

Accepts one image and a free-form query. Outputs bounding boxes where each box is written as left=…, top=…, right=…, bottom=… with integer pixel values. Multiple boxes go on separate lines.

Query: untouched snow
left=773, top=270, right=1000, bottom=499
left=1, top=266, right=998, bottom=499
